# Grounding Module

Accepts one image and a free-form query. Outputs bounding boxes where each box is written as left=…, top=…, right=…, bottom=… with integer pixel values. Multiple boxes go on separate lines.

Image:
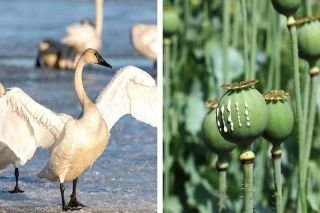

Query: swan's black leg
left=60, top=183, right=70, bottom=211
left=35, top=51, right=42, bottom=68
left=68, top=177, right=86, bottom=208
left=9, top=168, right=24, bottom=193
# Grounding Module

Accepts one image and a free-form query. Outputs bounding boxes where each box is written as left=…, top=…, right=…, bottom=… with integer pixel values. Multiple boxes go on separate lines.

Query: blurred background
left=0, top=0, right=156, bottom=69
left=163, top=0, right=320, bottom=212
left=0, top=0, right=157, bottom=212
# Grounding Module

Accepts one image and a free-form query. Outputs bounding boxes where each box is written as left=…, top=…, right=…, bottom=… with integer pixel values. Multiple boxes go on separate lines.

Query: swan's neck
left=74, top=60, right=92, bottom=107
left=95, top=0, right=103, bottom=38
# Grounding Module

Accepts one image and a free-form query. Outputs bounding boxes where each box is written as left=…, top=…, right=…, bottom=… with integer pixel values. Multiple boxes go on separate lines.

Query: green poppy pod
left=263, top=90, right=294, bottom=145
left=163, top=8, right=180, bottom=36
left=298, top=21, right=320, bottom=63
left=202, top=99, right=236, bottom=155
left=216, top=80, right=268, bottom=147
left=271, top=0, right=301, bottom=16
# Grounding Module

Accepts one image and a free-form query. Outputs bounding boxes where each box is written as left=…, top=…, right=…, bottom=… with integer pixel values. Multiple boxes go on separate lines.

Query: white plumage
left=0, top=87, right=71, bottom=167
left=0, top=85, right=71, bottom=193
left=96, top=65, right=158, bottom=129
left=131, top=24, right=158, bottom=61
left=0, top=49, right=158, bottom=210
left=61, top=0, right=104, bottom=55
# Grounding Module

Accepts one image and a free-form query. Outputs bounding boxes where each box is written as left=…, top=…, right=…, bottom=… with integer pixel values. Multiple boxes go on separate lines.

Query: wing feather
left=0, top=88, right=68, bottom=165
left=95, top=65, right=158, bottom=129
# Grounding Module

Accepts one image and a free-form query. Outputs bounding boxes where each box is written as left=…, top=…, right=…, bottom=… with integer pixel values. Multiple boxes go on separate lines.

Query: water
left=0, top=0, right=157, bottom=212
left=0, top=0, right=156, bottom=68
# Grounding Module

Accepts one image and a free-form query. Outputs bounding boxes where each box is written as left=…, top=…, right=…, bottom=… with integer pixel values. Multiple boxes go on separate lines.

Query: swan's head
left=0, top=82, right=5, bottom=97
left=83, top=48, right=112, bottom=68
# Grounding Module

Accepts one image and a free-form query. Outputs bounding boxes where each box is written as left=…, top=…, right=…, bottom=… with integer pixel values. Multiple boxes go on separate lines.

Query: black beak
left=97, top=54, right=112, bottom=68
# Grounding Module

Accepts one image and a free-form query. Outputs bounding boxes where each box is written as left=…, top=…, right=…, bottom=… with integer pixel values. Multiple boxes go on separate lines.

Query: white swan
left=131, top=24, right=158, bottom=61
left=62, top=0, right=104, bottom=56
left=0, top=83, right=72, bottom=193
left=0, top=49, right=158, bottom=210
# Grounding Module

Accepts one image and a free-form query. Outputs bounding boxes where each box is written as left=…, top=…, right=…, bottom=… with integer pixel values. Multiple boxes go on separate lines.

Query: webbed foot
left=67, top=195, right=87, bottom=208
left=9, top=186, right=24, bottom=193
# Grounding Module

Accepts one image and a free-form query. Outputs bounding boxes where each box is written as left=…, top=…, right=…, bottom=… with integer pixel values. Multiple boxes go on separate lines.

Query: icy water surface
left=0, top=0, right=157, bottom=212
left=0, top=0, right=156, bottom=68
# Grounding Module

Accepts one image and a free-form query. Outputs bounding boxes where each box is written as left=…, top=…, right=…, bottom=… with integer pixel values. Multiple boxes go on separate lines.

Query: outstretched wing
left=95, top=65, right=158, bottom=130
left=0, top=88, right=69, bottom=165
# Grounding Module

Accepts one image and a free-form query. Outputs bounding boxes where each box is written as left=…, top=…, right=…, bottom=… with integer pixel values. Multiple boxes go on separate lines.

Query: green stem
left=302, top=73, right=311, bottom=122
left=240, top=148, right=255, bottom=213
left=219, top=170, right=227, bottom=212
left=184, top=0, right=190, bottom=28
left=301, top=68, right=319, bottom=195
left=231, top=0, right=240, bottom=48
left=243, top=163, right=254, bottom=213
left=205, top=51, right=220, bottom=97
left=249, top=0, right=257, bottom=80
left=272, top=146, right=283, bottom=213
left=305, top=0, right=312, bottom=16
left=240, top=0, right=249, bottom=80
left=163, top=38, right=171, bottom=204
left=253, top=139, right=268, bottom=202
left=266, top=7, right=276, bottom=90
left=216, top=156, right=229, bottom=212
left=222, top=0, right=230, bottom=83
left=287, top=16, right=305, bottom=212
left=274, top=15, right=282, bottom=89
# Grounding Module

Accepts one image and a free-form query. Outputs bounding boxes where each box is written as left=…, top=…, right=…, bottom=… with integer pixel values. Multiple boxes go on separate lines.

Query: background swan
left=131, top=24, right=158, bottom=62
left=0, top=83, right=72, bottom=193
left=61, top=0, right=104, bottom=57
left=36, top=39, right=75, bottom=69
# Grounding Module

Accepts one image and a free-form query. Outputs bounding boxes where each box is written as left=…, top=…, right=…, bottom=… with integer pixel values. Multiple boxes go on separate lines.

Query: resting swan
left=0, top=49, right=158, bottom=210
left=0, top=83, right=72, bottom=193
left=35, top=39, right=75, bottom=70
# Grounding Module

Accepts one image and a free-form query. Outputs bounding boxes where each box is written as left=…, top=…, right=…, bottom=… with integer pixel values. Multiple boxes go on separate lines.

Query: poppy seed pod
left=263, top=90, right=294, bottom=145
left=216, top=80, right=268, bottom=147
left=271, top=0, right=301, bottom=16
left=163, top=8, right=180, bottom=36
left=202, top=99, right=236, bottom=155
left=298, top=21, right=320, bottom=63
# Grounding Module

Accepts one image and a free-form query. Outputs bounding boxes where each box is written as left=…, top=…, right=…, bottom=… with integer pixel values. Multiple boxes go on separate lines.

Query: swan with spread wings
left=0, top=83, right=72, bottom=193
left=0, top=49, right=158, bottom=210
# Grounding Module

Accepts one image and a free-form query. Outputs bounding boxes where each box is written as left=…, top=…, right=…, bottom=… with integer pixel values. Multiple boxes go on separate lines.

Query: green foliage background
left=163, top=0, right=320, bottom=212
